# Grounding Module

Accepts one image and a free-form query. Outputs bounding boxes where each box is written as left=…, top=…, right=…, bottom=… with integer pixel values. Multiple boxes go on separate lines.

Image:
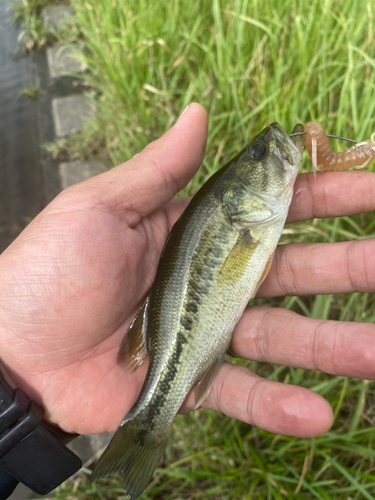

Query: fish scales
left=92, top=123, right=305, bottom=499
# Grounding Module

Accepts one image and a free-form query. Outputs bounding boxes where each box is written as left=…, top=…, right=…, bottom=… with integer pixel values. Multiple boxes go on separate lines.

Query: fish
left=91, top=122, right=305, bottom=499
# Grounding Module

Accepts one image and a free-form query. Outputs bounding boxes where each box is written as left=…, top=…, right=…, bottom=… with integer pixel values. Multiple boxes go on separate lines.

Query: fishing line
left=289, top=131, right=357, bottom=144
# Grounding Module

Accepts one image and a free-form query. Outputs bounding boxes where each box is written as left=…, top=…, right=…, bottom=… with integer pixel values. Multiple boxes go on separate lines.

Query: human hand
left=190, top=168, right=375, bottom=438
left=0, top=103, right=374, bottom=438
left=0, top=103, right=206, bottom=434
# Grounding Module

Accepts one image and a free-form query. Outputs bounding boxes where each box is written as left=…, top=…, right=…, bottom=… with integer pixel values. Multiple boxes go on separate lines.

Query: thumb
left=74, top=103, right=208, bottom=217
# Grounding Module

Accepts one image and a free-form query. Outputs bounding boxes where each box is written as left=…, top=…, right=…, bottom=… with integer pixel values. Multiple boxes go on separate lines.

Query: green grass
left=12, top=0, right=78, bottom=51
left=12, top=0, right=51, bottom=50
left=14, top=0, right=375, bottom=498
left=68, top=0, right=375, bottom=184
left=19, top=77, right=41, bottom=99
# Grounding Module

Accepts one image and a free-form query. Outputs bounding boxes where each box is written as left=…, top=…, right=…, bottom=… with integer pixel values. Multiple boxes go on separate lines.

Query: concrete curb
left=46, top=44, right=87, bottom=79
left=52, top=95, right=95, bottom=137
left=59, top=159, right=105, bottom=188
left=42, top=6, right=75, bottom=31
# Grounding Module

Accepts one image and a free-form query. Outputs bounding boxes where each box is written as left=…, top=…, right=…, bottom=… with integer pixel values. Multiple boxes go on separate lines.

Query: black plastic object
left=0, top=469, right=18, bottom=499
left=0, top=369, right=82, bottom=495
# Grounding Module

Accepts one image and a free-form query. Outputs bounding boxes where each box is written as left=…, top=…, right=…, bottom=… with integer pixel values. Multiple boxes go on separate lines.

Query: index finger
left=287, top=171, right=375, bottom=223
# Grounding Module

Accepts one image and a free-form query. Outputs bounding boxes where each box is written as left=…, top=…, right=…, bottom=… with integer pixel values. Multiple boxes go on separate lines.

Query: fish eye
left=247, top=142, right=267, bottom=160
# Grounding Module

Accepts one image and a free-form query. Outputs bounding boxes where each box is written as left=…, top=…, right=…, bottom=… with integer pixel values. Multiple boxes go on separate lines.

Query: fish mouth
left=270, top=122, right=304, bottom=156
left=289, top=123, right=305, bottom=156
left=260, top=122, right=304, bottom=163
left=253, top=122, right=304, bottom=164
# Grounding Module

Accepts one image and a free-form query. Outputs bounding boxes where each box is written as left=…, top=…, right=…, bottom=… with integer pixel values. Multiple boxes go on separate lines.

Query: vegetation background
left=14, top=0, right=375, bottom=498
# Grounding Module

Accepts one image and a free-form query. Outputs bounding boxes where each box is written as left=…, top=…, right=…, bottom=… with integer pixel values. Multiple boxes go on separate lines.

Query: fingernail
left=177, top=104, right=190, bottom=122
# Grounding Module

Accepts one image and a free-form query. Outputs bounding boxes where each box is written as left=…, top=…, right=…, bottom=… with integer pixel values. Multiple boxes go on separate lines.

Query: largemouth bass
left=92, top=122, right=304, bottom=499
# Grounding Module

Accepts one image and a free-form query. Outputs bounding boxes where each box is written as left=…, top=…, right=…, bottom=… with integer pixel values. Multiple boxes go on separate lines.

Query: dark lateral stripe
left=146, top=335, right=189, bottom=425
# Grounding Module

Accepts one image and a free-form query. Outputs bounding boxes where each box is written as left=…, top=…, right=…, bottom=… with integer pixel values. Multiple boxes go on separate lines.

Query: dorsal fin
left=117, top=297, right=149, bottom=373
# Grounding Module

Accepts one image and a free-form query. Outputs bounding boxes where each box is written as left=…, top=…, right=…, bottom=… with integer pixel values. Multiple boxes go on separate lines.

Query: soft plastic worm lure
left=303, top=122, right=375, bottom=171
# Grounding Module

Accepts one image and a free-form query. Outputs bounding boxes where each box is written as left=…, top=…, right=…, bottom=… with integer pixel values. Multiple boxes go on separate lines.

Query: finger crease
left=215, top=364, right=236, bottom=413
left=256, top=309, right=273, bottom=362
left=277, top=245, right=301, bottom=296
left=330, top=322, right=339, bottom=375
left=306, top=173, right=317, bottom=219
left=245, top=378, right=266, bottom=426
left=150, top=156, right=180, bottom=199
left=346, top=240, right=359, bottom=292
left=310, top=321, right=328, bottom=372
left=275, top=246, right=289, bottom=296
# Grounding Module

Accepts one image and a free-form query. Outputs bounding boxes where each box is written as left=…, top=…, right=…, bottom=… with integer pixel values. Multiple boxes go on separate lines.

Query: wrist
left=0, top=367, right=82, bottom=495
left=0, top=361, right=16, bottom=392
left=0, top=359, right=68, bottom=434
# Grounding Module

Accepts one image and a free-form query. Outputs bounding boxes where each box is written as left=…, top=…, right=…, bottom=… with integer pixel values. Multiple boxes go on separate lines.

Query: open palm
left=0, top=104, right=374, bottom=438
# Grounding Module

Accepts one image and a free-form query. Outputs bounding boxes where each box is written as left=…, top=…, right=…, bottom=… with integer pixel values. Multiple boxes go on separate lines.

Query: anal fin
left=117, top=297, right=149, bottom=373
left=254, top=250, right=275, bottom=295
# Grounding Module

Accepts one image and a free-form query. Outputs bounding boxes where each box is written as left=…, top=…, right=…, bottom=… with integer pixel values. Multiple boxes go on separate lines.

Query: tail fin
left=91, top=416, right=171, bottom=500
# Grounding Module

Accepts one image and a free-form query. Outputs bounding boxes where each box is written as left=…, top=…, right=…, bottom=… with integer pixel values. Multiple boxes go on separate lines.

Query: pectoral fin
left=194, top=349, right=227, bottom=409
left=117, top=297, right=149, bottom=373
left=218, top=231, right=259, bottom=285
